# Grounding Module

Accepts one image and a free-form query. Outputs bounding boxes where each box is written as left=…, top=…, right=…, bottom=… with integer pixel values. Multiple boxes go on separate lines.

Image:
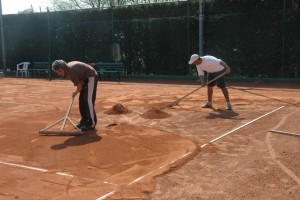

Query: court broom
left=160, top=72, right=227, bottom=109
left=39, top=96, right=83, bottom=136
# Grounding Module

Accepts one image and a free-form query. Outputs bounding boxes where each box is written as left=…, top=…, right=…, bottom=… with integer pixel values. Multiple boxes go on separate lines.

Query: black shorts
left=207, top=69, right=226, bottom=88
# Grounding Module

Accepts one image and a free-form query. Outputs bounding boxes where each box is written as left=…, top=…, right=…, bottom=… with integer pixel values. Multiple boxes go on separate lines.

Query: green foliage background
left=1, top=0, right=299, bottom=78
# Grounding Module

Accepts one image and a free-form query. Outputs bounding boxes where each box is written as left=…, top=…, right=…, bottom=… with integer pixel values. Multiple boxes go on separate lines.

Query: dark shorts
left=207, top=69, right=226, bottom=88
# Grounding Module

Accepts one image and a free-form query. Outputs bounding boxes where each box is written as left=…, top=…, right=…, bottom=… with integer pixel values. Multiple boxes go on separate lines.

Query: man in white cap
left=188, top=54, right=232, bottom=110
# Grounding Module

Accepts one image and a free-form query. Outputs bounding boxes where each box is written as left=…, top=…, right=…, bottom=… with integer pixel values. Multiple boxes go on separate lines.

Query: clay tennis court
left=0, top=78, right=299, bottom=200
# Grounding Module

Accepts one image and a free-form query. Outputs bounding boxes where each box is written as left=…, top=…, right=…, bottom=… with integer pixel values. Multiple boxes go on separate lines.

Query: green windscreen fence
left=0, top=0, right=299, bottom=79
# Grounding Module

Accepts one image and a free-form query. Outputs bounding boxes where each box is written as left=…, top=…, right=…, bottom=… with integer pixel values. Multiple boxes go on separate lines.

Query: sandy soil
left=0, top=78, right=299, bottom=200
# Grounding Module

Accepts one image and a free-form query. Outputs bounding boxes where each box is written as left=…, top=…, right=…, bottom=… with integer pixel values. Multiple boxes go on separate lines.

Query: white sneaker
left=226, top=102, right=232, bottom=110
left=202, top=102, right=212, bottom=108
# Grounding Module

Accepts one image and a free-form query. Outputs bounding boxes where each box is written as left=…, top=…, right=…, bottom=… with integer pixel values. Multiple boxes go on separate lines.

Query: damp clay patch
left=105, top=103, right=131, bottom=115
left=140, top=107, right=171, bottom=119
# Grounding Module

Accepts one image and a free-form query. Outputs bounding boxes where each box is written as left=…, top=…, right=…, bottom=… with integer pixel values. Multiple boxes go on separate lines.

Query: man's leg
left=202, top=86, right=214, bottom=108
left=92, top=75, right=98, bottom=125
left=77, top=89, right=88, bottom=128
left=81, top=76, right=97, bottom=131
left=221, top=87, right=230, bottom=102
left=207, top=86, right=213, bottom=102
left=221, top=87, right=232, bottom=110
left=214, top=70, right=232, bottom=110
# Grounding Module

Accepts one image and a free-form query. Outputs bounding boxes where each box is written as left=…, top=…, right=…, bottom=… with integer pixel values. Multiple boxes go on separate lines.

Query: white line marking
left=201, top=106, right=285, bottom=148
left=56, top=172, right=74, bottom=177
left=0, top=101, right=46, bottom=107
left=97, top=106, right=285, bottom=199
left=0, top=160, right=113, bottom=184
left=0, top=161, right=48, bottom=172
left=96, top=151, right=193, bottom=200
left=128, top=152, right=192, bottom=186
left=1, top=106, right=284, bottom=199
left=0, top=150, right=200, bottom=199
left=103, top=181, right=118, bottom=186
left=97, top=191, right=116, bottom=200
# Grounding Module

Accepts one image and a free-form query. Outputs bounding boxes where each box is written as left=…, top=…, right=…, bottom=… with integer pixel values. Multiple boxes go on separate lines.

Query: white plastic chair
left=16, top=62, right=30, bottom=78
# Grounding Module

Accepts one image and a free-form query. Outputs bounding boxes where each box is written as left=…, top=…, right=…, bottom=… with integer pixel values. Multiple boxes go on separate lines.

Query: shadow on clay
left=51, top=130, right=101, bottom=150
left=205, top=109, right=241, bottom=120
left=229, top=86, right=300, bottom=107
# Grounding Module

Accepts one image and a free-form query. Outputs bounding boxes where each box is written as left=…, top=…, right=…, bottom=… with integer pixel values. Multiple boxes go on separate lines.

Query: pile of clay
left=105, top=103, right=131, bottom=115
left=140, top=107, right=171, bottom=119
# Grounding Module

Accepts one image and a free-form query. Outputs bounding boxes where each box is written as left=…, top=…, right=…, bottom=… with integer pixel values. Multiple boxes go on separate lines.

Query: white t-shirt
left=196, top=55, right=224, bottom=76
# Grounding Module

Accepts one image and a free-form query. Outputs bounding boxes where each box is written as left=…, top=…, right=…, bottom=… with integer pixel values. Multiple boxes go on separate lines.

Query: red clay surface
left=0, top=78, right=299, bottom=200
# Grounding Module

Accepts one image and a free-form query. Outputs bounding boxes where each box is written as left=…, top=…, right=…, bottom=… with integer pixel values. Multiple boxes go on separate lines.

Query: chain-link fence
left=0, top=1, right=299, bottom=78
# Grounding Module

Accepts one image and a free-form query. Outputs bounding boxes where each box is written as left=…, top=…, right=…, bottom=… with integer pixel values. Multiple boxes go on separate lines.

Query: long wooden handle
left=160, top=71, right=227, bottom=109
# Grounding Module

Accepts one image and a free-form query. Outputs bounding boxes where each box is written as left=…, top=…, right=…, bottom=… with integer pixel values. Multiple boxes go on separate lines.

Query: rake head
left=39, top=130, right=84, bottom=136
left=160, top=100, right=180, bottom=109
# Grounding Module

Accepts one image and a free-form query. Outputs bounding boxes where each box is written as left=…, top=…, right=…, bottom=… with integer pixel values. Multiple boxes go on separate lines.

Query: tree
left=50, top=0, right=184, bottom=11
left=18, top=8, right=34, bottom=14
left=50, top=0, right=128, bottom=10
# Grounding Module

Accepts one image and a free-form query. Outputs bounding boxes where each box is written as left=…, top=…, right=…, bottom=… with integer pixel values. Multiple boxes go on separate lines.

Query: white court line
left=97, top=106, right=285, bottom=200
left=1, top=106, right=285, bottom=200
left=56, top=172, right=74, bottom=177
left=96, top=151, right=193, bottom=200
left=0, top=161, right=73, bottom=177
left=0, top=151, right=195, bottom=200
left=0, top=101, right=46, bottom=107
left=127, top=151, right=193, bottom=186
left=0, top=161, right=48, bottom=172
left=0, top=161, right=91, bottom=179
left=201, top=106, right=285, bottom=148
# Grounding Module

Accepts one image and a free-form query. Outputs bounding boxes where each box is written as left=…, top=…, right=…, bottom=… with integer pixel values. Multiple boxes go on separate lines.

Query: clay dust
left=105, top=103, right=131, bottom=114
left=140, top=107, right=171, bottom=119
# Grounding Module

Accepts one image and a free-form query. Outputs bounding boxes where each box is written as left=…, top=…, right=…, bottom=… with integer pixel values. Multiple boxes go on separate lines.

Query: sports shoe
left=226, top=102, right=232, bottom=110
left=75, top=120, right=86, bottom=129
left=202, top=102, right=212, bottom=108
left=80, top=124, right=95, bottom=131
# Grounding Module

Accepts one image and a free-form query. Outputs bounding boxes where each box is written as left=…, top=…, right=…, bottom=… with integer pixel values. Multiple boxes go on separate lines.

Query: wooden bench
left=28, top=62, right=51, bottom=78
left=94, top=62, right=124, bottom=81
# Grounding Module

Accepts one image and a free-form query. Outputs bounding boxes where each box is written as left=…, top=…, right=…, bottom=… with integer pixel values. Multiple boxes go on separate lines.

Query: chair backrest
left=17, top=62, right=30, bottom=70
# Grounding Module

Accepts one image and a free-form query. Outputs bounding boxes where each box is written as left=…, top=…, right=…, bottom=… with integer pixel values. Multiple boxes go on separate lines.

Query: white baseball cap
left=188, top=54, right=199, bottom=64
